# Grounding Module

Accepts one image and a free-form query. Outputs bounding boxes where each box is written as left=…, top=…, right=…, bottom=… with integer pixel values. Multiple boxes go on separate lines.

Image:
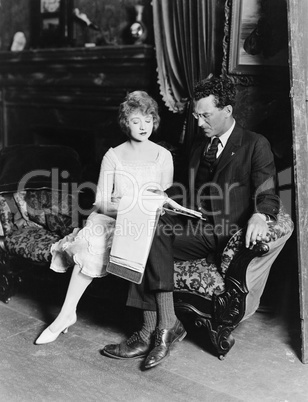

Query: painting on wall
left=30, top=0, right=75, bottom=48
left=228, top=0, right=288, bottom=75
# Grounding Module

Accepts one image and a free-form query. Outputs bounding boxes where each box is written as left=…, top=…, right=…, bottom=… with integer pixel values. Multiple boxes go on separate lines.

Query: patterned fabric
left=14, top=190, right=76, bottom=236
left=174, top=208, right=293, bottom=300
left=266, top=206, right=294, bottom=242
left=18, top=190, right=46, bottom=226
left=174, top=258, right=225, bottom=300
left=0, top=194, right=14, bottom=235
left=4, top=227, right=60, bottom=263
left=0, top=189, right=76, bottom=263
left=0, top=193, right=31, bottom=235
left=220, top=229, right=244, bottom=276
left=46, top=213, right=73, bottom=237
left=13, top=192, right=31, bottom=222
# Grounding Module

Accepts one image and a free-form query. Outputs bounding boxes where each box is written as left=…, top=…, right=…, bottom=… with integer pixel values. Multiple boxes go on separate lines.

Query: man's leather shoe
left=144, top=319, right=187, bottom=369
left=102, top=332, right=151, bottom=359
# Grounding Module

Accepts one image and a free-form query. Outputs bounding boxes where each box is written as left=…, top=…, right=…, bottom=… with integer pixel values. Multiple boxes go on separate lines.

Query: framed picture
left=228, top=0, right=289, bottom=75
left=41, top=0, right=61, bottom=13
left=31, top=0, right=74, bottom=48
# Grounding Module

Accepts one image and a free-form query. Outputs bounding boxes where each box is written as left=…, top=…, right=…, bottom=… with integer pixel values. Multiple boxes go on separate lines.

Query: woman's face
left=128, top=112, right=154, bottom=142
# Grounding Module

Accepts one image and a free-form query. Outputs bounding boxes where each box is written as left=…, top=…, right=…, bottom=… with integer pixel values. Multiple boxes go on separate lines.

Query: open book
left=107, top=192, right=203, bottom=284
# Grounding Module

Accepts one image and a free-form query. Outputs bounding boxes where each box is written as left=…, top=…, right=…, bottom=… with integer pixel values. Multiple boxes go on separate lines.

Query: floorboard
left=0, top=275, right=307, bottom=402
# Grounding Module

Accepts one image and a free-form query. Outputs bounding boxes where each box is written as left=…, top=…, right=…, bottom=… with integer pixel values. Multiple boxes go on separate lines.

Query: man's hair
left=118, top=91, right=160, bottom=136
left=193, top=76, right=236, bottom=109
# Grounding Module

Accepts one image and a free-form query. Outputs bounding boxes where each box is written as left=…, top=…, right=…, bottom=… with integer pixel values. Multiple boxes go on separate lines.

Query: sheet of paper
left=109, top=191, right=165, bottom=267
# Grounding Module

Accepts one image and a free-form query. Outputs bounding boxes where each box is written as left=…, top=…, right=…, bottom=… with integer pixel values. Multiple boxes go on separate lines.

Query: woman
left=35, top=91, right=174, bottom=344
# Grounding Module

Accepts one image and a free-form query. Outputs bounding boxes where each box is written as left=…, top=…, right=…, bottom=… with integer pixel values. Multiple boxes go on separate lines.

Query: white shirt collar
left=215, top=119, right=236, bottom=149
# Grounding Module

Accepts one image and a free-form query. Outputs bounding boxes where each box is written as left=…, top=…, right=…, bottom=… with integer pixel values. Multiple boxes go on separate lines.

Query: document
left=107, top=191, right=165, bottom=284
left=107, top=192, right=204, bottom=284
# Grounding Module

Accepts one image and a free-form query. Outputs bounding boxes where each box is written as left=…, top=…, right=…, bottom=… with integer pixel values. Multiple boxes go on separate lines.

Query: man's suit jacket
left=168, top=123, right=280, bottom=253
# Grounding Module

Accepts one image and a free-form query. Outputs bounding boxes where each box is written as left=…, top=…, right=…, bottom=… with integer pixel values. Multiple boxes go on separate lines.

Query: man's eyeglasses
left=192, top=112, right=209, bottom=121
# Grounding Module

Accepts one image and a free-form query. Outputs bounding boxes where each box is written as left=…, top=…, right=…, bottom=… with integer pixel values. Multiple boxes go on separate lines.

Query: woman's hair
left=194, top=76, right=236, bottom=109
left=118, top=91, right=160, bottom=136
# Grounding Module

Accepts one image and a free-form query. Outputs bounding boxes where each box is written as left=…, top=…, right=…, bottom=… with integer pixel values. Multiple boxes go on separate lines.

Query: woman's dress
left=50, top=146, right=173, bottom=277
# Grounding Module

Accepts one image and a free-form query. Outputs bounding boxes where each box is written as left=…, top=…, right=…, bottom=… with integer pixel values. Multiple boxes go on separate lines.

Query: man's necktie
left=203, top=137, right=220, bottom=167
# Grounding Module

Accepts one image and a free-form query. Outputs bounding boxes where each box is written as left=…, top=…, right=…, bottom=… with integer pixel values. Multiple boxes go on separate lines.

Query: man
left=103, top=76, right=280, bottom=369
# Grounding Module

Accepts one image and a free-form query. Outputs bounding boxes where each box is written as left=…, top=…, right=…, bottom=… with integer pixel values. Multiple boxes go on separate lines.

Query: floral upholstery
left=0, top=193, right=37, bottom=235
left=220, top=229, right=244, bottom=276
left=0, top=190, right=77, bottom=264
left=265, top=207, right=293, bottom=242
left=14, top=190, right=75, bottom=237
left=4, top=227, right=60, bottom=263
left=174, top=208, right=294, bottom=301
left=174, top=258, right=225, bottom=299
left=0, top=145, right=81, bottom=281
left=174, top=226, right=245, bottom=300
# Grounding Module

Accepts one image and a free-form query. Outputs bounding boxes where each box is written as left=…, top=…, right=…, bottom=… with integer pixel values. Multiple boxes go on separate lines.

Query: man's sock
left=155, top=291, right=177, bottom=330
left=139, top=310, right=157, bottom=342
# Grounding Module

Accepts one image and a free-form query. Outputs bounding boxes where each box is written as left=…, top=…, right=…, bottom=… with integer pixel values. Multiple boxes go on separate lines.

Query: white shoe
left=35, top=315, right=77, bottom=345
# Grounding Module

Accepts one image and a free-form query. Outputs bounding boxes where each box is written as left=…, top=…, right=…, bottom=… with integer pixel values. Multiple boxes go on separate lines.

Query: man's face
left=193, top=95, right=230, bottom=139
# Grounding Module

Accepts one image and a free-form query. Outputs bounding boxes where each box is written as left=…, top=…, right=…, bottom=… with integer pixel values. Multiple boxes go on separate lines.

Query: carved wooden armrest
left=213, top=241, right=269, bottom=327
left=215, top=207, right=293, bottom=327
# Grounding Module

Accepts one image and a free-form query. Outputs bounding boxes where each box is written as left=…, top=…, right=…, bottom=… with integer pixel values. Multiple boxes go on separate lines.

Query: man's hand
left=245, top=213, right=269, bottom=248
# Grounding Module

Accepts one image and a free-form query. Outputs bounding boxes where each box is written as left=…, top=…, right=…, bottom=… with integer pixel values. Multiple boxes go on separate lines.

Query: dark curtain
left=153, top=0, right=217, bottom=149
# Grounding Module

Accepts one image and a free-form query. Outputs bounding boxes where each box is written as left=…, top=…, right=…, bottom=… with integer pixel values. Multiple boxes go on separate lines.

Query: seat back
left=0, top=145, right=82, bottom=239
left=0, top=144, right=81, bottom=193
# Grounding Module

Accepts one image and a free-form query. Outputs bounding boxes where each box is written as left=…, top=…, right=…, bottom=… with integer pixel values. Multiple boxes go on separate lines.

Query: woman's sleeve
left=160, top=149, right=174, bottom=191
left=94, top=150, right=118, bottom=216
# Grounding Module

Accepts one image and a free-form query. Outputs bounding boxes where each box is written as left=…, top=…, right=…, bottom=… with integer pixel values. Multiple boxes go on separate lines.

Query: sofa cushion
left=174, top=258, right=225, bottom=300
left=4, top=227, right=60, bottom=263
left=14, top=190, right=75, bottom=237
left=173, top=228, right=252, bottom=300
left=173, top=228, right=245, bottom=300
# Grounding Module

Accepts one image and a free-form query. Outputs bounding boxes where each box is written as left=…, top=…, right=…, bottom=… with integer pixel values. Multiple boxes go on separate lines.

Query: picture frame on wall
left=41, top=0, right=61, bottom=13
left=31, top=0, right=74, bottom=48
left=228, top=0, right=289, bottom=75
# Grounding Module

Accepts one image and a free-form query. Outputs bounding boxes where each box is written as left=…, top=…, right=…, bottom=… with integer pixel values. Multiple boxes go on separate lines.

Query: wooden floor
left=0, top=270, right=307, bottom=402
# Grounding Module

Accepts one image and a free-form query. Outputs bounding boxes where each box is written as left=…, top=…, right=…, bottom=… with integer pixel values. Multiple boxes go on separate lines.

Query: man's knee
left=155, top=212, right=181, bottom=239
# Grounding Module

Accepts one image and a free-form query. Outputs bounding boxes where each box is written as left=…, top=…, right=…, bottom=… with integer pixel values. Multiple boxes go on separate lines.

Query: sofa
left=0, top=144, right=294, bottom=359
left=0, top=144, right=82, bottom=302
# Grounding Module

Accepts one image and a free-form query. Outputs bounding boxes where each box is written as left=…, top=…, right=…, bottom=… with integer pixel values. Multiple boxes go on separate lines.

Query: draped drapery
left=152, top=0, right=217, bottom=148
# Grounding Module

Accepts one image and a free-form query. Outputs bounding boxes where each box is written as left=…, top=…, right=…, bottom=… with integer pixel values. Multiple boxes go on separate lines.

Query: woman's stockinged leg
left=35, top=265, right=93, bottom=344
left=48, top=265, right=93, bottom=333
